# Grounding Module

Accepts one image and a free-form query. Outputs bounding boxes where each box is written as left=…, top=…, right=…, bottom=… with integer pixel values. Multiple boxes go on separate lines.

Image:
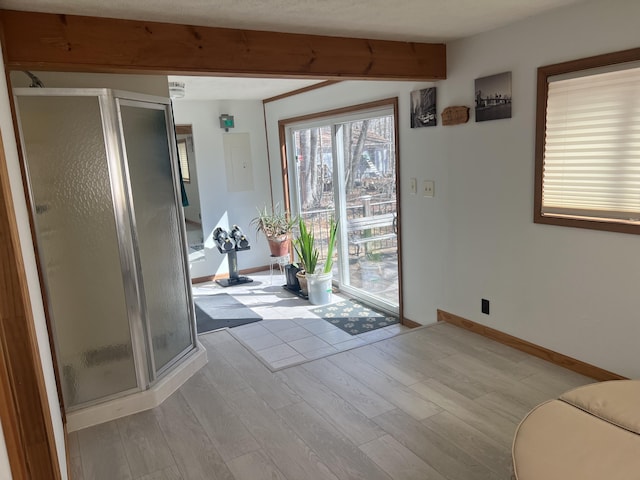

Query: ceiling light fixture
left=168, top=81, right=186, bottom=99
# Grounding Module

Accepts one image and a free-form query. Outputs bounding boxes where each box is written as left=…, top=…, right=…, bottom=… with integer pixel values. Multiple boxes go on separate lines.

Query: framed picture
left=475, top=72, right=512, bottom=122
left=410, top=87, right=437, bottom=128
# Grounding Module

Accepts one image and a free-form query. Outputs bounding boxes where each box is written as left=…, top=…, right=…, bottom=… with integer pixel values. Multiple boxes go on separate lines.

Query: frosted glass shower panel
left=16, top=95, right=138, bottom=407
left=119, top=103, right=193, bottom=372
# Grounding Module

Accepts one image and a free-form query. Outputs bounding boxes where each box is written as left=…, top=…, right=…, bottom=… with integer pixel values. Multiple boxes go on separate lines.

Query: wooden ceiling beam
left=0, top=9, right=446, bottom=80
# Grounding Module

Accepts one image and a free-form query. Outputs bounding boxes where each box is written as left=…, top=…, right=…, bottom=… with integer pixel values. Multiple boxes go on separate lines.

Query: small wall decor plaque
left=441, top=106, right=470, bottom=126
left=410, top=87, right=437, bottom=128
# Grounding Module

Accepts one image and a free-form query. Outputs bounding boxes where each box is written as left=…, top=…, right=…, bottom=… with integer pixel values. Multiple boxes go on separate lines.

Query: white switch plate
left=423, top=180, right=435, bottom=197
left=410, top=177, right=417, bottom=194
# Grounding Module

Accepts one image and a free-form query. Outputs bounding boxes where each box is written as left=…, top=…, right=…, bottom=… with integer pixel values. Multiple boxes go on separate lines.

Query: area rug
left=311, top=299, right=398, bottom=335
left=194, top=293, right=262, bottom=334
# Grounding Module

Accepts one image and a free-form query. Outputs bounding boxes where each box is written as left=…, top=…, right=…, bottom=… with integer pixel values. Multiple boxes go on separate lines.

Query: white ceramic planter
left=306, top=271, right=332, bottom=305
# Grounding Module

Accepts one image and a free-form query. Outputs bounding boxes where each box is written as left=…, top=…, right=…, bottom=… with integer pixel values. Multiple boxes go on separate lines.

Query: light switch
left=410, top=177, right=417, bottom=194
left=423, top=180, right=435, bottom=197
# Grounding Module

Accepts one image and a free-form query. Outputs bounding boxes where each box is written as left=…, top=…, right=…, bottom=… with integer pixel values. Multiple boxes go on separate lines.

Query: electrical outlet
left=410, top=177, right=417, bottom=194
left=481, top=298, right=490, bottom=315
left=423, top=180, right=435, bottom=197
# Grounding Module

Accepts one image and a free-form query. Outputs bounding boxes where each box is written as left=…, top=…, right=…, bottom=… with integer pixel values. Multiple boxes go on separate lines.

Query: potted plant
left=295, top=267, right=308, bottom=296
left=251, top=204, right=297, bottom=257
left=284, top=263, right=302, bottom=292
left=294, top=217, right=338, bottom=305
left=292, top=218, right=317, bottom=296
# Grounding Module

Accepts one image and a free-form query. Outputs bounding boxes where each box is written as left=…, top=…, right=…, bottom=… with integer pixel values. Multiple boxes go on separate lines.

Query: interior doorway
left=175, top=124, right=206, bottom=265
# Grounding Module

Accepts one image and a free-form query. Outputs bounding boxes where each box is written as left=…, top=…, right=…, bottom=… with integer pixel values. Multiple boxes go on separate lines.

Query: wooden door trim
left=175, top=125, right=193, bottom=135
left=0, top=129, right=61, bottom=479
left=262, top=81, right=341, bottom=104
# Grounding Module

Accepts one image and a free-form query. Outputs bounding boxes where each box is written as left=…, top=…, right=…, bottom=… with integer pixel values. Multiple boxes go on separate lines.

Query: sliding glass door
left=287, top=101, right=400, bottom=314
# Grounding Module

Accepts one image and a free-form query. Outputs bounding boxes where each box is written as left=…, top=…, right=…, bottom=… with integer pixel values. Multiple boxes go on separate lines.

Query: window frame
left=534, top=47, right=640, bottom=234
left=176, top=138, right=191, bottom=183
left=277, top=97, right=403, bottom=318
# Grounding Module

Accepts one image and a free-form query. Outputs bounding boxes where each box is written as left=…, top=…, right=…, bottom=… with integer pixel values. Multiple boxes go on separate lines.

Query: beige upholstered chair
left=512, top=380, right=640, bottom=480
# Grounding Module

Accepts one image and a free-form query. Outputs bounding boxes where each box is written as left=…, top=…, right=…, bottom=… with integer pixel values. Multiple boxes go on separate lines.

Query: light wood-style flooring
left=69, top=322, right=593, bottom=480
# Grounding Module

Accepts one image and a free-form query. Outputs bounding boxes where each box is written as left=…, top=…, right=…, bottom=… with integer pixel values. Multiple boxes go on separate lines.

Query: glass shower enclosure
left=14, top=88, right=197, bottom=410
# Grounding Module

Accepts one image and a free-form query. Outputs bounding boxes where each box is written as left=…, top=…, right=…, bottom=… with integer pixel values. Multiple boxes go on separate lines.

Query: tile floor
left=192, top=270, right=410, bottom=370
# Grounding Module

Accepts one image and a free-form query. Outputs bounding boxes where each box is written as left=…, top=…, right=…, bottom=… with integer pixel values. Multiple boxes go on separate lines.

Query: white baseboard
left=66, top=343, right=208, bottom=432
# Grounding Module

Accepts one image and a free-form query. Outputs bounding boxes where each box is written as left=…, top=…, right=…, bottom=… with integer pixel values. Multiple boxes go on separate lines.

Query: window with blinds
left=535, top=49, right=640, bottom=234
left=177, top=139, right=191, bottom=183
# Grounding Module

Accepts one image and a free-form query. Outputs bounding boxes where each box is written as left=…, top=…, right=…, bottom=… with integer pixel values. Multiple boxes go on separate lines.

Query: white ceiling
left=0, top=0, right=588, bottom=43
left=1, top=0, right=589, bottom=100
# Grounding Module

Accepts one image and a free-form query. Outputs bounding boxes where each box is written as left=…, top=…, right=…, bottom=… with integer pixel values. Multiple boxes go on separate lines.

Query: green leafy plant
left=293, top=218, right=319, bottom=274
left=294, top=217, right=339, bottom=275
left=250, top=204, right=297, bottom=239
left=322, top=217, right=339, bottom=274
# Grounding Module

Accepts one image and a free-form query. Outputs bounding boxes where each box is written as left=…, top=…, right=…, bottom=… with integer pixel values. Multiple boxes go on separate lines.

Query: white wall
left=439, top=0, right=640, bottom=378
left=265, top=0, right=640, bottom=378
left=10, top=71, right=169, bottom=96
left=173, top=100, right=273, bottom=279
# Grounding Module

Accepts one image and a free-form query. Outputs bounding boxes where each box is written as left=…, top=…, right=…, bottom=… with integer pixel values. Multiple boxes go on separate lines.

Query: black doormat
left=194, top=293, right=262, bottom=334
left=311, top=299, right=398, bottom=335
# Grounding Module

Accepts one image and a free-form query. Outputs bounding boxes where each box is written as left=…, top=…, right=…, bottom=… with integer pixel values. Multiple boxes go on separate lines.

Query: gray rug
left=194, top=293, right=262, bottom=334
left=312, top=299, right=398, bottom=335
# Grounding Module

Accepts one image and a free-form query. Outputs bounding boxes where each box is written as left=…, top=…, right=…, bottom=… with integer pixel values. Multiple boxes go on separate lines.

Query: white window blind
left=542, top=65, right=640, bottom=223
left=177, top=139, right=190, bottom=183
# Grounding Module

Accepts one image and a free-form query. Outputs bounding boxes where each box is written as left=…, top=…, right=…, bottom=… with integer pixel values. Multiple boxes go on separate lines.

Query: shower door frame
left=112, top=93, right=198, bottom=380
left=13, top=88, right=197, bottom=411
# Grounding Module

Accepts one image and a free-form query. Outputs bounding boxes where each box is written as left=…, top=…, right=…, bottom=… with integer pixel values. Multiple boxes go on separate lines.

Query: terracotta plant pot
left=267, top=235, right=291, bottom=257
left=296, top=271, right=308, bottom=296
